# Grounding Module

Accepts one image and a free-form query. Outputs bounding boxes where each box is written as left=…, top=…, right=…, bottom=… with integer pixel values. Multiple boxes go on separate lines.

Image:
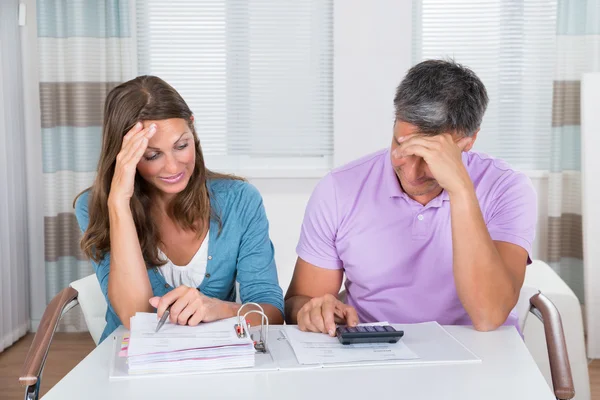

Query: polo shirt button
left=208, top=255, right=213, bottom=260
left=164, top=283, right=170, bottom=288
left=205, top=273, right=211, bottom=278
left=417, top=214, right=424, bottom=221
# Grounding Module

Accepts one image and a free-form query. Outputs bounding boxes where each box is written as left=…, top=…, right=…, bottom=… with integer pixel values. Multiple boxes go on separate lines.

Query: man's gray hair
left=394, top=59, right=488, bottom=137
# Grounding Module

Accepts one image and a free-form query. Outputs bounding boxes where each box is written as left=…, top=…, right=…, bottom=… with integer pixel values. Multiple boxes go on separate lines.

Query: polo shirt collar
left=385, top=149, right=405, bottom=198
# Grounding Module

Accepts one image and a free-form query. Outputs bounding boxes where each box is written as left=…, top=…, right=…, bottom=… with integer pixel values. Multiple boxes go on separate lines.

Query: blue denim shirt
left=74, top=179, right=284, bottom=343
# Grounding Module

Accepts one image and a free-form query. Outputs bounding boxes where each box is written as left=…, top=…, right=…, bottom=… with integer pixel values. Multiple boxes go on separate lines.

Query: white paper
left=110, top=329, right=280, bottom=380
left=124, top=313, right=256, bottom=374
left=282, top=325, right=419, bottom=365
left=128, top=313, right=253, bottom=357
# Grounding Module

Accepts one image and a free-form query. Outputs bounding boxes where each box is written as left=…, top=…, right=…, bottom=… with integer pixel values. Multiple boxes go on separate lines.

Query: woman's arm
left=107, top=201, right=153, bottom=329
left=105, top=122, right=157, bottom=328
left=234, top=184, right=284, bottom=324
left=150, top=183, right=284, bottom=327
left=150, top=287, right=281, bottom=327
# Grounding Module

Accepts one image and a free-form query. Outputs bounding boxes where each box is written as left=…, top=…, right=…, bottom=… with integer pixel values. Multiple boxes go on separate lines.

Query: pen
left=155, top=304, right=172, bottom=333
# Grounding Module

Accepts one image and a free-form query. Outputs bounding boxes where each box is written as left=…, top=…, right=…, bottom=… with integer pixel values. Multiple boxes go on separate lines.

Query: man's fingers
left=396, top=144, right=431, bottom=159
left=299, top=309, right=319, bottom=333
left=321, top=300, right=337, bottom=336
left=309, top=306, right=327, bottom=333
left=342, top=305, right=359, bottom=327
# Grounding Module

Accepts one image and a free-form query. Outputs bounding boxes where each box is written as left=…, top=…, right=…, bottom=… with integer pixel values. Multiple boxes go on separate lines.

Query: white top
left=157, top=231, right=209, bottom=288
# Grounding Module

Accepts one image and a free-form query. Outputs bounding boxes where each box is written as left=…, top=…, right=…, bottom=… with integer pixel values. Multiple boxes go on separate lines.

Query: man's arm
left=394, top=133, right=535, bottom=331
left=285, top=257, right=358, bottom=335
left=284, top=257, right=344, bottom=323
left=449, top=187, right=528, bottom=331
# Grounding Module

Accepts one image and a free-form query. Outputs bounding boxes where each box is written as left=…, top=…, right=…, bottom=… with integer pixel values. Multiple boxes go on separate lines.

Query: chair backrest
left=69, top=274, right=107, bottom=345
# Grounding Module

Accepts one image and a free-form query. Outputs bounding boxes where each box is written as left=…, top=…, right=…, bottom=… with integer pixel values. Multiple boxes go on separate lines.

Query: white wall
left=251, top=179, right=316, bottom=293
left=251, top=0, right=416, bottom=294
left=581, top=72, right=600, bottom=358
left=333, top=0, right=413, bottom=166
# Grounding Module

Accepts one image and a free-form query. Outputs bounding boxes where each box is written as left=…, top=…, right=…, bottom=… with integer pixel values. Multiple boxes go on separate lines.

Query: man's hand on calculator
left=297, top=294, right=360, bottom=336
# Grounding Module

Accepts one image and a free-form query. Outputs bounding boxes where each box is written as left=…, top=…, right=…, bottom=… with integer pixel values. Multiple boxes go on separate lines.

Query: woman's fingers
left=119, top=124, right=156, bottom=164
left=121, top=121, right=144, bottom=148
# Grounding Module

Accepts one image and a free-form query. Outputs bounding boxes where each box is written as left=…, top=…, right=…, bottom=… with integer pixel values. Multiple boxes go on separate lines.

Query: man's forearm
left=449, top=186, right=519, bottom=331
left=284, top=295, right=312, bottom=324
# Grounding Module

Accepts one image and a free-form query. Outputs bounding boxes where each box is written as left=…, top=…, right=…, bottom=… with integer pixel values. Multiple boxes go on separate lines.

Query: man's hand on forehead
left=392, top=133, right=473, bottom=194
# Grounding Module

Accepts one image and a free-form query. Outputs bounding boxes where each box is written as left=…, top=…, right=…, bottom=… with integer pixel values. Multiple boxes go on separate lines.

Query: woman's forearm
left=218, top=301, right=284, bottom=325
left=108, top=200, right=153, bottom=328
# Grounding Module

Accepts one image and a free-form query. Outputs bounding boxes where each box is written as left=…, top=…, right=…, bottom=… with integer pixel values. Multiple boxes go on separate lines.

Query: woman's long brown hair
left=75, top=75, right=242, bottom=267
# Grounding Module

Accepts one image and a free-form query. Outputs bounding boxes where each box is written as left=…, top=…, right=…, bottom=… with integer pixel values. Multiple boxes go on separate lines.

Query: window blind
left=135, top=0, right=333, bottom=176
left=413, top=0, right=557, bottom=171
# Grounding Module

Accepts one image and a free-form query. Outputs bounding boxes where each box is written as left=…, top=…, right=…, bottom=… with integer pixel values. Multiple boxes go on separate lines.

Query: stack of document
left=125, top=313, right=256, bottom=374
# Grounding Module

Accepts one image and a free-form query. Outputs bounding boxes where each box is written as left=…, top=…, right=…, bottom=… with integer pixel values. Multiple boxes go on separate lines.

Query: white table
left=42, top=325, right=555, bottom=400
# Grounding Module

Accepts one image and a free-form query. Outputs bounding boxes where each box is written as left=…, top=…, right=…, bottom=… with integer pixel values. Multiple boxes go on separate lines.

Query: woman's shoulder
left=74, top=189, right=91, bottom=229
left=207, top=178, right=262, bottom=204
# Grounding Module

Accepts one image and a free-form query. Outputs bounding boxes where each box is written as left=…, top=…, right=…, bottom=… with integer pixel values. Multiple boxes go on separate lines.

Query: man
left=284, top=59, right=537, bottom=335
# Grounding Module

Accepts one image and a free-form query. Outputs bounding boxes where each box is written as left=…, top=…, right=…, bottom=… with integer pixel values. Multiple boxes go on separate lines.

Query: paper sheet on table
left=282, top=324, right=419, bottom=365
left=127, top=313, right=253, bottom=357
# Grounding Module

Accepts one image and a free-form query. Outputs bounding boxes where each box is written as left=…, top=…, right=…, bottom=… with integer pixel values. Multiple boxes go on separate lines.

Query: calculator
left=336, top=325, right=404, bottom=345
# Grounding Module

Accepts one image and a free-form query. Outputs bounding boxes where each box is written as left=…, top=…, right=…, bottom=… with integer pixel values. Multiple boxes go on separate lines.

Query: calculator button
left=347, top=327, right=358, bottom=332
left=357, top=326, right=367, bottom=332
left=374, top=326, right=385, bottom=332
left=365, top=326, right=376, bottom=332
left=383, top=326, right=396, bottom=332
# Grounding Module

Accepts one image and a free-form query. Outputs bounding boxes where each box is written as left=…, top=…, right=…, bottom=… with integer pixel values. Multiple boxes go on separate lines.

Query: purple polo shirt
left=296, top=149, right=537, bottom=329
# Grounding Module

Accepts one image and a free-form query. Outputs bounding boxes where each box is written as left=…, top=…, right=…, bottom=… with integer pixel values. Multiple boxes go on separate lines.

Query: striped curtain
left=38, top=0, right=132, bottom=331
left=548, top=0, right=600, bottom=302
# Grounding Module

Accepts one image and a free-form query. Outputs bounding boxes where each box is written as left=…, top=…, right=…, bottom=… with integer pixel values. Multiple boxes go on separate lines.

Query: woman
left=75, top=76, right=284, bottom=343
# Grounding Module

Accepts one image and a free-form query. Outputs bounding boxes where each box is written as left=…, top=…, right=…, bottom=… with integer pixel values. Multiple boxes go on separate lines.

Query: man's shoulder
left=465, top=151, right=535, bottom=203
left=466, top=151, right=528, bottom=182
left=329, top=149, right=388, bottom=182
left=309, top=149, right=388, bottom=211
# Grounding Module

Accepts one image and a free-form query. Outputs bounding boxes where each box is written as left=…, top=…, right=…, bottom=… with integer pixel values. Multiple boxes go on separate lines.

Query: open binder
left=109, top=319, right=481, bottom=380
left=114, top=303, right=272, bottom=376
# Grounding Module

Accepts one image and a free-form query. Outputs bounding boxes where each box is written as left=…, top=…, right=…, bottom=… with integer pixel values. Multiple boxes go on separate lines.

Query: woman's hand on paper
left=149, top=286, right=228, bottom=326
left=297, top=294, right=359, bottom=336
